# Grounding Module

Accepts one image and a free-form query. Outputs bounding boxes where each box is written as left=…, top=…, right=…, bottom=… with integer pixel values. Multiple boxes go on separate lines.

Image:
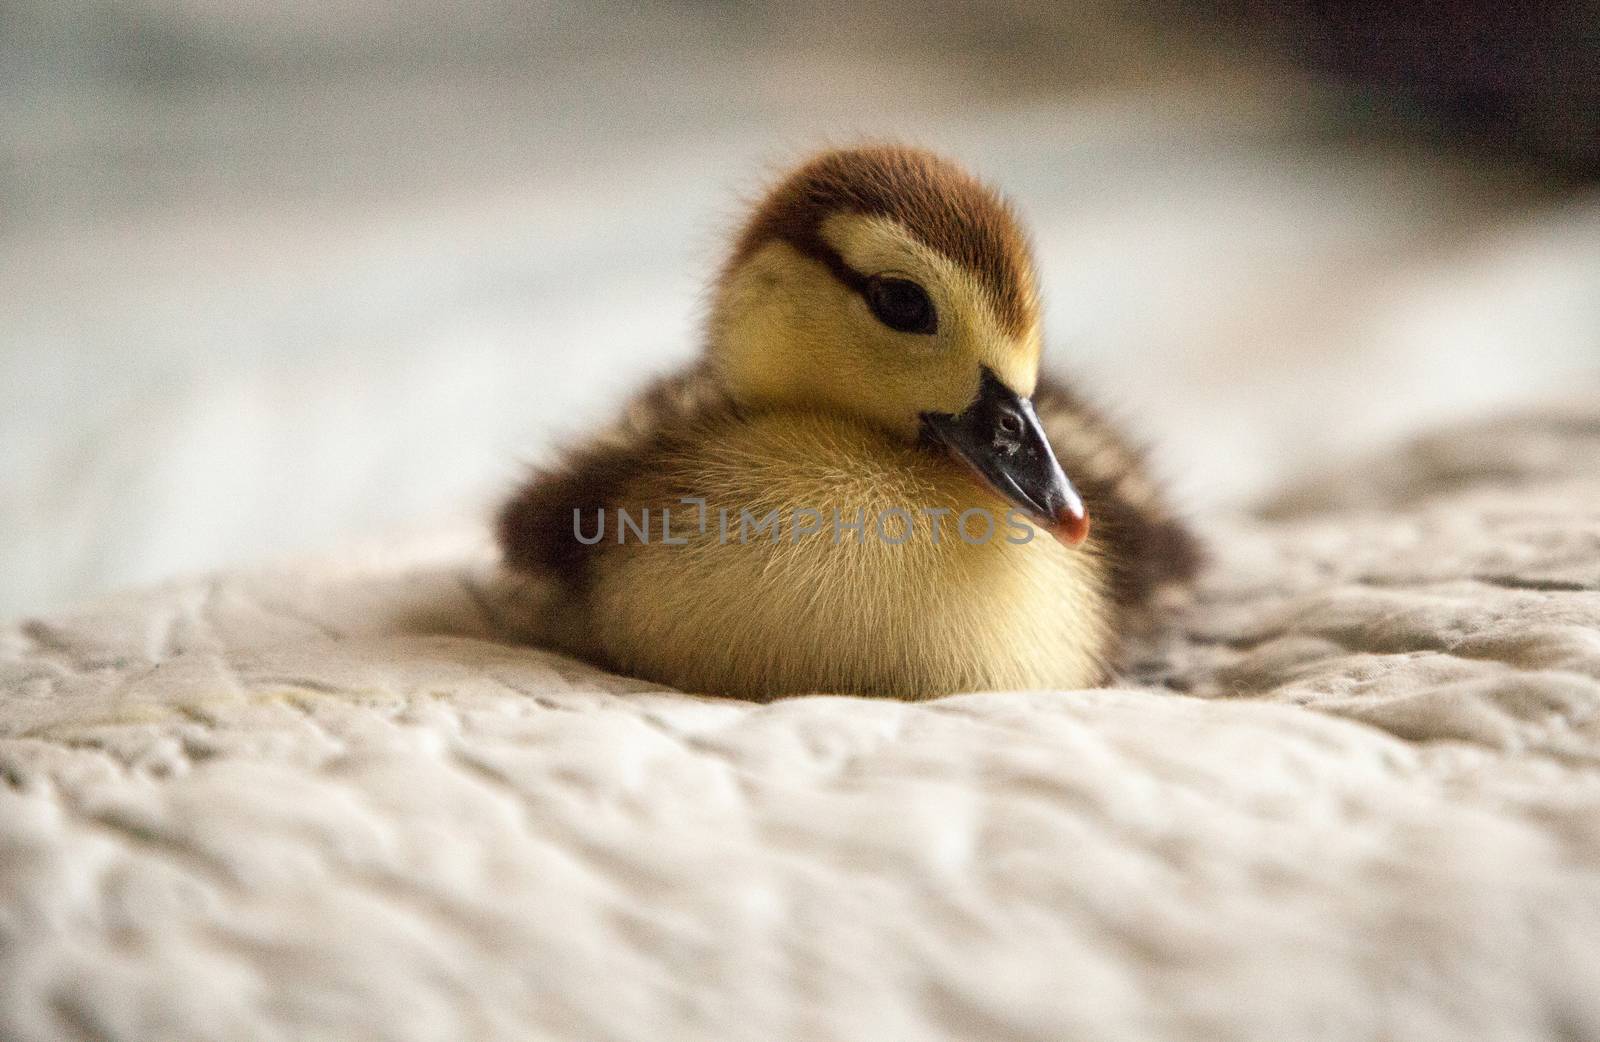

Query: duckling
left=498, top=145, right=1199, bottom=700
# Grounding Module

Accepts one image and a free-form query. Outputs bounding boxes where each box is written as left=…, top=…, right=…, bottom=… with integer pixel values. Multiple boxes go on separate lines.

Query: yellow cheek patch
left=712, top=240, right=859, bottom=406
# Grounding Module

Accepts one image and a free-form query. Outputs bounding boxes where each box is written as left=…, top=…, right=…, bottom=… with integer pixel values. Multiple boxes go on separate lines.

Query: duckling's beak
left=920, top=367, right=1091, bottom=547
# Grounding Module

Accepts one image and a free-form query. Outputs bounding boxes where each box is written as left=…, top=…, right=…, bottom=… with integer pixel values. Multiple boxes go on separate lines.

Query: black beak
left=920, top=367, right=1090, bottom=546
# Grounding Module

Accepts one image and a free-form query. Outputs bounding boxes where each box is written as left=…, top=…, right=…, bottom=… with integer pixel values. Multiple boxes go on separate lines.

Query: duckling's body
left=591, top=405, right=1110, bottom=698
left=500, top=146, right=1198, bottom=699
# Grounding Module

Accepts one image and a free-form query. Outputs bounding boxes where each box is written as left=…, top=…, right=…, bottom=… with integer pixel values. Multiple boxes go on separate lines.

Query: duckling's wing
left=1032, top=372, right=1202, bottom=615
left=497, top=362, right=734, bottom=590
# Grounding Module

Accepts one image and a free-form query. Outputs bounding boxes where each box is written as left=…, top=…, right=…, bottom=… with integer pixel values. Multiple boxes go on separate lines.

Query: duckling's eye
left=864, top=276, right=938, bottom=335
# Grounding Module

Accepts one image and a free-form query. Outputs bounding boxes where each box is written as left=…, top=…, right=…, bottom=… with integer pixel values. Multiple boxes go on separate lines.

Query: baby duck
left=499, top=145, right=1198, bottom=700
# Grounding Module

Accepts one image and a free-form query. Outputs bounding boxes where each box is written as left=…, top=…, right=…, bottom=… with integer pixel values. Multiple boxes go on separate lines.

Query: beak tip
left=1053, top=510, right=1091, bottom=548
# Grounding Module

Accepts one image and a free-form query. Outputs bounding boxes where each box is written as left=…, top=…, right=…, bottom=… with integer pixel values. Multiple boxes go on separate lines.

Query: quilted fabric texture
left=3, top=397, right=1599, bottom=1041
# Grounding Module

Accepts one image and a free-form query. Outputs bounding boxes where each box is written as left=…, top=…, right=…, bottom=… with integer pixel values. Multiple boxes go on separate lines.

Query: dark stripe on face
left=780, top=228, right=869, bottom=297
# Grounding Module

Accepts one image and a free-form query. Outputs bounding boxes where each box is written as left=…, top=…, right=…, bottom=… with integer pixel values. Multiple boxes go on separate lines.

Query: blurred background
left=3, top=0, right=1598, bottom=616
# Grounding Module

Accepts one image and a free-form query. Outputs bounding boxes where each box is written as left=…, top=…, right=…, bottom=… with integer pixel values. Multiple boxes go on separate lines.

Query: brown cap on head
left=726, top=145, right=1039, bottom=338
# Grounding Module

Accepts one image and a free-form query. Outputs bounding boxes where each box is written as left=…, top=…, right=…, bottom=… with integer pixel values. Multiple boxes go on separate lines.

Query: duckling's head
left=708, top=144, right=1088, bottom=544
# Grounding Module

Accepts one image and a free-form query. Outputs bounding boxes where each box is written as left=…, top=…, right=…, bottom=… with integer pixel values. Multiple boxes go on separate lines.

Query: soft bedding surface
left=3, top=397, right=1600, bottom=1041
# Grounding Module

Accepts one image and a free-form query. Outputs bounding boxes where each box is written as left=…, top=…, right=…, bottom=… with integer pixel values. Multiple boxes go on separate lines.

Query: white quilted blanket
left=4, top=397, right=1600, bottom=1042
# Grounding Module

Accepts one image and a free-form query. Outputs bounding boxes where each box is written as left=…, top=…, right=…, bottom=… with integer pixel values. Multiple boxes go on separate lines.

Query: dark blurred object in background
left=1221, top=0, right=1600, bottom=175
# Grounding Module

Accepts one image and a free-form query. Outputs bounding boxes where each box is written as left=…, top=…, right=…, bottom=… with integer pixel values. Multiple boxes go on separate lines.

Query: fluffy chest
left=583, top=412, right=1113, bottom=699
